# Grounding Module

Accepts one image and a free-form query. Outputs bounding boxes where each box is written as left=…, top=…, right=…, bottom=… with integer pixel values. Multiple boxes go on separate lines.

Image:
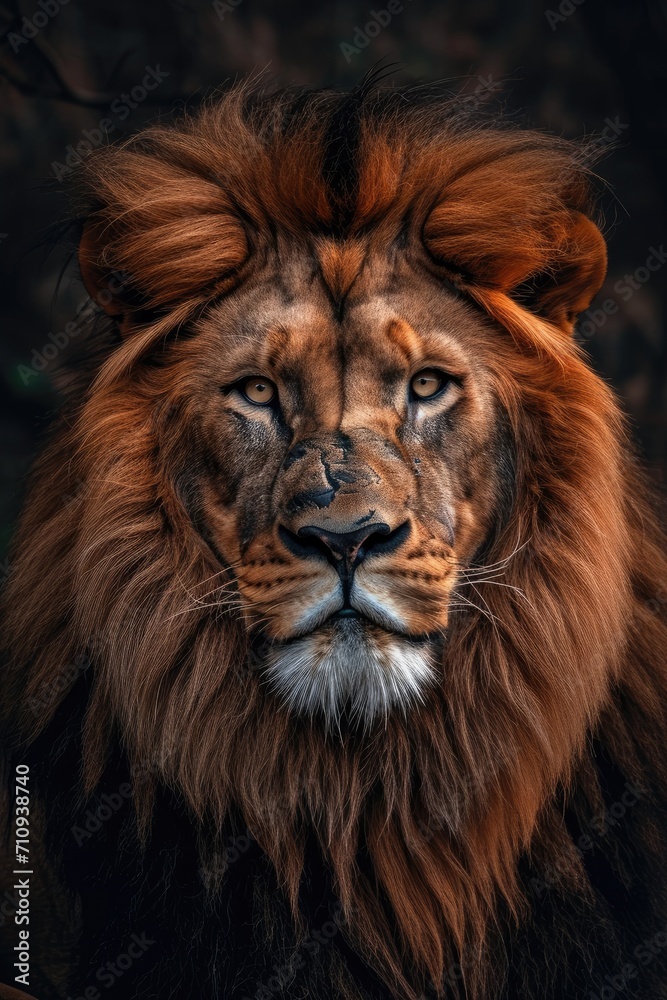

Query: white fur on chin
left=263, top=619, right=437, bottom=728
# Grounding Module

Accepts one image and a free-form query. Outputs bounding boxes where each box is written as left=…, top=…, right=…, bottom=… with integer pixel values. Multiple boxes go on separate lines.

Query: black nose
left=278, top=521, right=410, bottom=569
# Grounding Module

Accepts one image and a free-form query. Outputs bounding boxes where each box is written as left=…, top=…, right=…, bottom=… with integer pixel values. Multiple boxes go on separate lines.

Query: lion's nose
left=278, top=521, right=410, bottom=570
left=299, top=523, right=391, bottom=564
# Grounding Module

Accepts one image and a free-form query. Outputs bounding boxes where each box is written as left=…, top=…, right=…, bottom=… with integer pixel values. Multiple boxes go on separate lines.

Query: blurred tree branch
left=0, top=3, right=188, bottom=106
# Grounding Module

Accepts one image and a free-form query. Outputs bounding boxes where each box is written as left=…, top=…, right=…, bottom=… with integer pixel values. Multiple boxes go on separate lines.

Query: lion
left=1, top=82, right=666, bottom=1000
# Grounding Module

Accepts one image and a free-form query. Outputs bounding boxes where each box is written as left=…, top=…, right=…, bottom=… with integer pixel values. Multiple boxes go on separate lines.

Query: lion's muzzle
left=235, top=430, right=453, bottom=724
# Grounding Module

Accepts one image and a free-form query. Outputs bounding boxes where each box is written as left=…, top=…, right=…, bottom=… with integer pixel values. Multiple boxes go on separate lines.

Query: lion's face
left=169, top=248, right=507, bottom=724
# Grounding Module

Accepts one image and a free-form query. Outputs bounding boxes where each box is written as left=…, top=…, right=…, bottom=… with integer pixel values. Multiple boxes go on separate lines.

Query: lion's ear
left=424, top=183, right=607, bottom=334
left=77, top=153, right=250, bottom=321
left=517, top=212, right=607, bottom=330
left=78, top=218, right=129, bottom=317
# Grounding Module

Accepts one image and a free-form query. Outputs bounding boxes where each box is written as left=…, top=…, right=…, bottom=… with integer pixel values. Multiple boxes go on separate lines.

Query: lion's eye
left=410, top=369, right=447, bottom=400
left=241, top=377, right=276, bottom=406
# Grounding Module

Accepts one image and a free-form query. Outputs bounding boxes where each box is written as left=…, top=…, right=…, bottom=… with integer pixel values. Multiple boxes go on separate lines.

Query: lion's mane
left=2, top=83, right=667, bottom=999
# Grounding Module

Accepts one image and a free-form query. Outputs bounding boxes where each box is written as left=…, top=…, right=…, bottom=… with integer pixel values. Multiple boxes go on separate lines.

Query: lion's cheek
left=353, top=563, right=454, bottom=634
left=451, top=499, right=496, bottom=562
left=236, top=564, right=341, bottom=640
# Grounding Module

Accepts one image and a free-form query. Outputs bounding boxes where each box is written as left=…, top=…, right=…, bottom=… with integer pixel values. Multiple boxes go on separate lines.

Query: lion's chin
left=262, top=617, right=437, bottom=727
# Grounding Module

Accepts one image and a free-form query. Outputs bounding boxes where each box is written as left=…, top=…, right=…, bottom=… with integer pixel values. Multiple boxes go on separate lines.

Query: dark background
left=1, top=0, right=666, bottom=567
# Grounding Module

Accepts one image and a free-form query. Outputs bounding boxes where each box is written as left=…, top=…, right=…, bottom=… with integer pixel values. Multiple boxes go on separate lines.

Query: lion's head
left=2, top=84, right=666, bottom=999
left=141, top=244, right=517, bottom=725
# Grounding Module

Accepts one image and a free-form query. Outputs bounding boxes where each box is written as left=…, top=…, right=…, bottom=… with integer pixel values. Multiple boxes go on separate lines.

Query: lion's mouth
left=274, top=602, right=436, bottom=646
left=329, top=606, right=362, bottom=621
left=327, top=608, right=438, bottom=646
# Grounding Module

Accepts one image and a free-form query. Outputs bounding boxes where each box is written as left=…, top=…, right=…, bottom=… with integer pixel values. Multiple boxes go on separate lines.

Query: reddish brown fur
left=1, top=84, right=666, bottom=999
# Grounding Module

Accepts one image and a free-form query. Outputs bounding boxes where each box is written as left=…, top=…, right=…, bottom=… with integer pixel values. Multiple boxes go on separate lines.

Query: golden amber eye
left=242, top=377, right=276, bottom=405
left=411, top=369, right=445, bottom=399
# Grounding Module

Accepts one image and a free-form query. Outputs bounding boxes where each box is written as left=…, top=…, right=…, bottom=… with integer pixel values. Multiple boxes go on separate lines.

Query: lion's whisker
left=466, top=579, right=532, bottom=606
left=455, top=536, right=532, bottom=577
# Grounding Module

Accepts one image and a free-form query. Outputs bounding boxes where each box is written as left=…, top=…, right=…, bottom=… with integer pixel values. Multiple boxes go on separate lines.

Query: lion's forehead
left=203, top=265, right=491, bottom=406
